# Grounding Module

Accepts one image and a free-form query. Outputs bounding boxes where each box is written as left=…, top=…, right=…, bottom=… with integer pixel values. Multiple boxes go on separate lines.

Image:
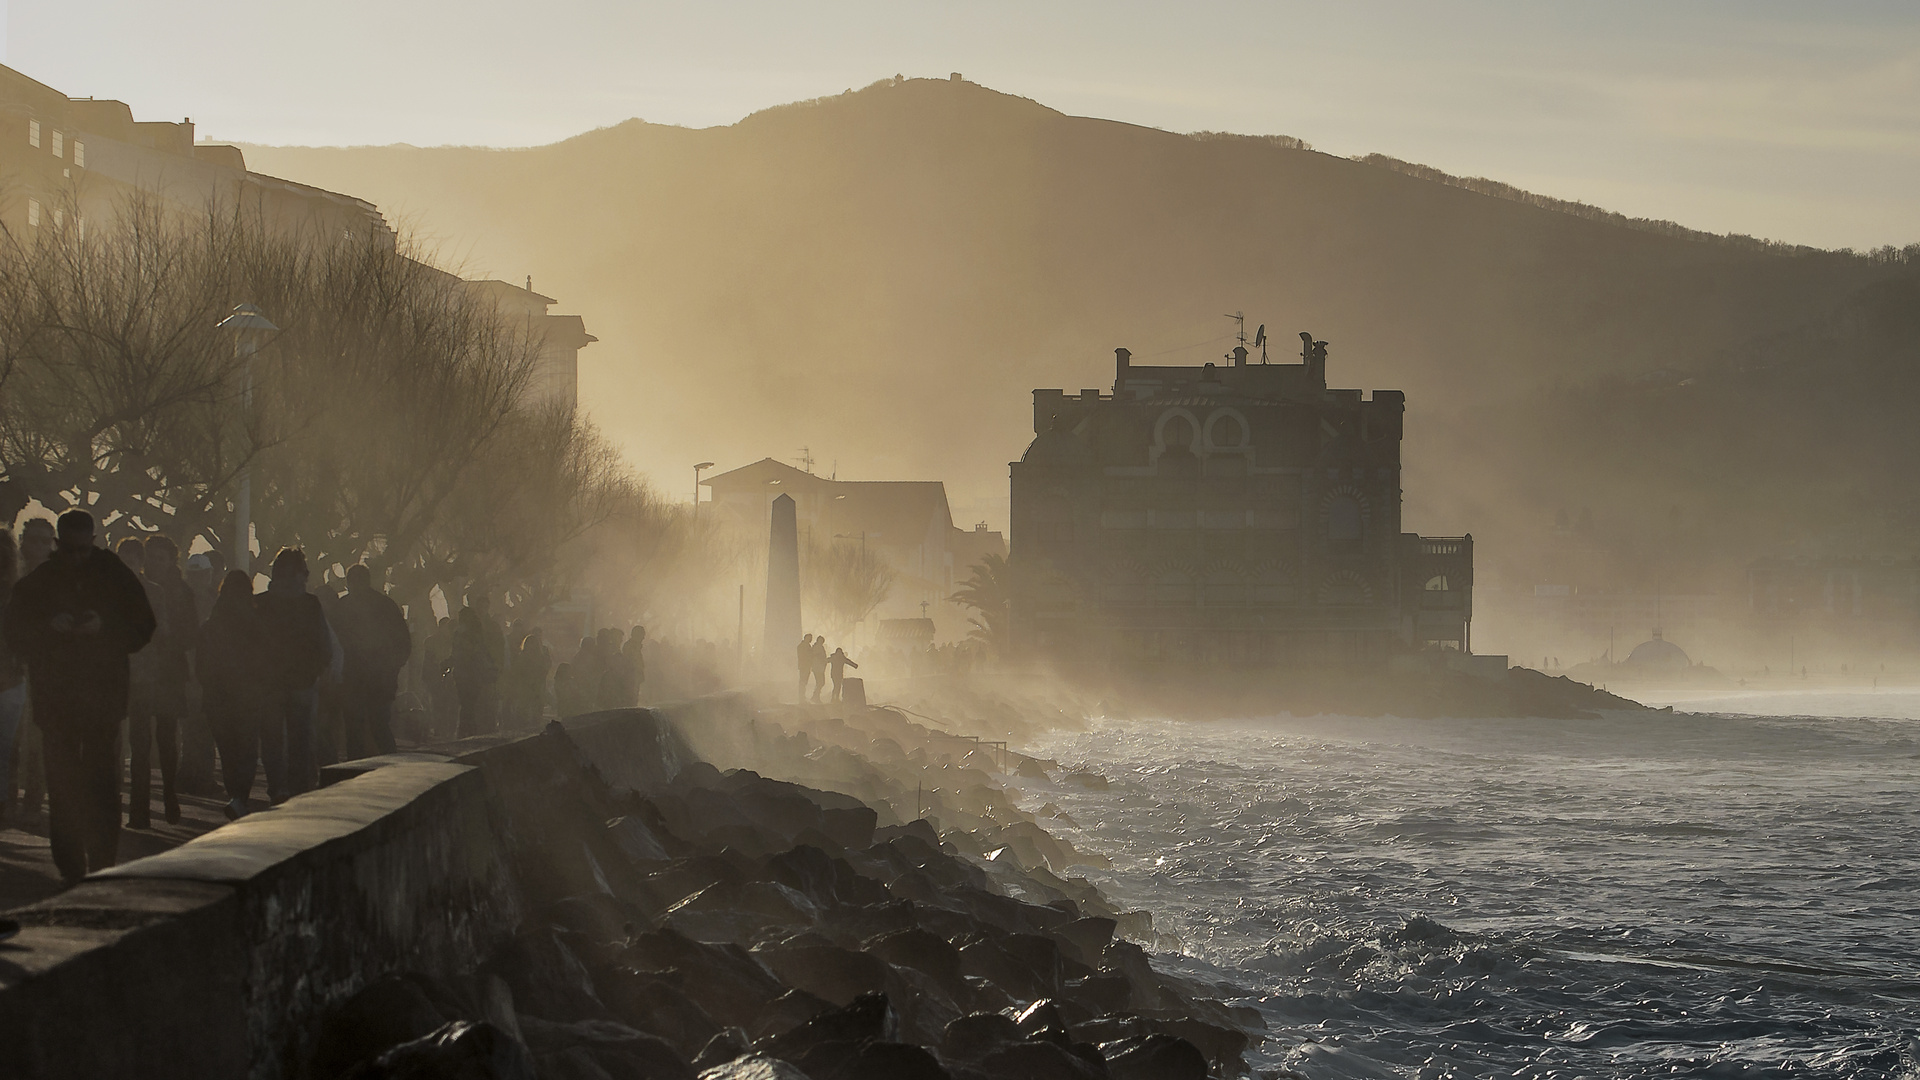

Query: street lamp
left=217, top=302, right=278, bottom=574
left=693, top=462, right=716, bottom=510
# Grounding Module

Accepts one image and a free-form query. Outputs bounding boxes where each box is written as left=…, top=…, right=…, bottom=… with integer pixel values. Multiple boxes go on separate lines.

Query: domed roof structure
left=1624, top=629, right=1691, bottom=670
left=1020, top=426, right=1091, bottom=468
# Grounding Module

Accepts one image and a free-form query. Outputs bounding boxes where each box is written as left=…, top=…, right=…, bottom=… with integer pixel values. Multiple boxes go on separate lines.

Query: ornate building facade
left=1009, top=335, right=1472, bottom=667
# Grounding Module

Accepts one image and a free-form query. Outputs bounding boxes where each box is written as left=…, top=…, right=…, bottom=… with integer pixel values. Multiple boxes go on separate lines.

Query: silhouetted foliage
left=950, top=553, right=1012, bottom=656
left=0, top=193, right=652, bottom=618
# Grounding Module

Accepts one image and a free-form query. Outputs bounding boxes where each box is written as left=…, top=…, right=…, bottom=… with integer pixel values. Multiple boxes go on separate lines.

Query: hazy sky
left=7, top=1, right=1918, bottom=249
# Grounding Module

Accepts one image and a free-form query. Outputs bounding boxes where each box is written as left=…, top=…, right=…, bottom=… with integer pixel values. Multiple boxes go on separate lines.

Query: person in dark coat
left=0, top=528, right=23, bottom=826
left=5, top=510, right=155, bottom=882
left=11, top=517, right=54, bottom=818
left=796, top=634, right=814, bottom=704
left=451, top=595, right=504, bottom=736
left=505, top=627, right=551, bottom=729
left=115, top=537, right=171, bottom=829
left=129, top=535, right=198, bottom=826
left=253, top=548, right=331, bottom=803
left=149, top=538, right=215, bottom=800
left=333, top=564, right=412, bottom=758
left=827, top=646, right=859, bottom=703
left=198, top=570, right=264, bottom=818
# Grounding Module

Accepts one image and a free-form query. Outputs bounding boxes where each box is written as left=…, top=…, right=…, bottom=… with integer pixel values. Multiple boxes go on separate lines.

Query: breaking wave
left=1014, top=710, right=1920, bottom=1078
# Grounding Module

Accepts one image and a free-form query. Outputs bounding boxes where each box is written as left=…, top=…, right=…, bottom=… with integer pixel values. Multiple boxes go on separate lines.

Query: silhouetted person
left=594, top=626, right=630, bottom=709
left=827, top=647, right=858, bottom=703
left=452, top=596, right=504, bottom=736
left=506, top=627, right=551, bottom=728
left=116, top=537, right=175, bottom=830
left=796, top=634, right=814, bottom=702
left=139, top=535, right=198, bottom=824
left=423, top=616, right=457, bottom=738
left=6, top=510, right=155, bottom=882
left=12, top=517, right=54, bottom=817
left=254, top=548, right=331, bottom=803
left=0, top=529, right=21, bottom=825
left=334, top=564, right=412, bottom=758
left=623, top=625, right=647, bottom=704
left=166, top=545, right=219, bottom=796
left=199, top=570, right=264, bottom=818
left=811, top=636, right=829, bottom=702
left=553, top=660, right=587, bottom=718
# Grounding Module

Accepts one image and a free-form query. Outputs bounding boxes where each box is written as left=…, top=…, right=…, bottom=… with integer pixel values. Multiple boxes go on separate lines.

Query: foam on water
left=1014, top=708, right=1920, bottom=1079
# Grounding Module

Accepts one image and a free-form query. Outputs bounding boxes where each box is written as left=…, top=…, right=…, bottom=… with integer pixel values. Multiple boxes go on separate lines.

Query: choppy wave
left=1015, top=710, right=1920, bottom=1079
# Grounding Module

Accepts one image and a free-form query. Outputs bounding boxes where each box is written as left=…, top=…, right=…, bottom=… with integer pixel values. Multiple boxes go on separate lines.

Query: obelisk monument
left=762, top=493, right=801, bottom=677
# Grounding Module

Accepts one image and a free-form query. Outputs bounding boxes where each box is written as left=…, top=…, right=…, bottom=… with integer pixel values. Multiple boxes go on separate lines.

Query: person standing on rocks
left=811, top=635, right=830, bottom=703
left=199, top=570, right=265, bottom=818
left=254, top=548, right=332, bottom=802
left=5, top=510, right=155, bottom=882
left=334, top=564, right=412, bottom=757
left=796, top=634, right=814, bottom=703
left=452, top=595, right=505, bottom=736
left=827, top=646, right=859, bottom=704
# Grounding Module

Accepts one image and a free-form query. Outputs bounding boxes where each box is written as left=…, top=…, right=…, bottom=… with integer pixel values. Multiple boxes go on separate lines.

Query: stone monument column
left=762, top=493, right=802, bottom=676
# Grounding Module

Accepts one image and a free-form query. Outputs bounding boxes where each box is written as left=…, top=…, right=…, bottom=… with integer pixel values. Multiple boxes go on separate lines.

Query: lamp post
left=693, top=461, right=715, bottom=511
left=217, top=303, right=278, bottom=574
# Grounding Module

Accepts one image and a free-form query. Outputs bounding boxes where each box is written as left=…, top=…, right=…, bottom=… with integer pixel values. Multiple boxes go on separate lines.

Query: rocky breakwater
left=330, top=696, right=1261, bottom=1080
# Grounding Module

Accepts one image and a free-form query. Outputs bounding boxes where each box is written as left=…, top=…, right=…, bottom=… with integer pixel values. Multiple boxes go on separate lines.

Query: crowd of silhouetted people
left=795, top=632, right=861, bottom=703
left=0, top=508, right=680, bottom=886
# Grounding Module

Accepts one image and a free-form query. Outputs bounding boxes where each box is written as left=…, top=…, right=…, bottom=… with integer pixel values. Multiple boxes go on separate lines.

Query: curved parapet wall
left=0, top=706, right=697, bottom=1080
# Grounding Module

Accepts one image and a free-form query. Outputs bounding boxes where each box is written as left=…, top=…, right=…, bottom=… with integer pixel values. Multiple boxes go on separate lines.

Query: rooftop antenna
left=1253, top=323, right=1268, bottom=363
left=1224, top=311, right=1246, bottom=347
left=795, top=447, right=816, bottom=474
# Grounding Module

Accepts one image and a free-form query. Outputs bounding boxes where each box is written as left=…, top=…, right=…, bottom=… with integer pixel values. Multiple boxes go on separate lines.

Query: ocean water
left=1015, top=706, right=1920, bottom=1079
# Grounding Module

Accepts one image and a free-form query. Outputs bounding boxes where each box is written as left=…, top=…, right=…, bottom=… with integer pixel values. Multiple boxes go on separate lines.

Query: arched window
left=1208, top=414, right=1246, bottom=449
left=1425, top=575, right=1450, bottom=591
left=1327, top=496, right=1363, bottom=548
left=1159, top=413, right=1195, bottom=452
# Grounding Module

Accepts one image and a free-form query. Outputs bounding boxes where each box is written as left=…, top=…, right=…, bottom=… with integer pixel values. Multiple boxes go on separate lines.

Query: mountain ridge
left=234, top=75, right=1917, bottom=651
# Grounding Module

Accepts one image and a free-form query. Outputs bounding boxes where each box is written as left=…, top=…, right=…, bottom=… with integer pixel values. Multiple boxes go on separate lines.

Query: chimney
left=1115, top=347, right=1131, bottom=388
left=1232, top=345, right=1248, bottom=368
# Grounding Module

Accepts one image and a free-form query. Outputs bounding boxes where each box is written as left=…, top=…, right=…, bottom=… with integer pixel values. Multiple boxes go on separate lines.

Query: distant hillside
left=238, top=76, right=1918, bottom=649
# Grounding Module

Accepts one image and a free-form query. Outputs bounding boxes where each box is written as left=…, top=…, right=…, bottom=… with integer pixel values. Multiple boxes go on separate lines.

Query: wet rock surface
left=312, top=701, right=1258, bottom=1079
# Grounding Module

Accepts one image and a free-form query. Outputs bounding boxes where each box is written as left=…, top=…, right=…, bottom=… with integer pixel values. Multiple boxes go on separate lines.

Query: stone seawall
left=0, top=706, right=699, bottom=1080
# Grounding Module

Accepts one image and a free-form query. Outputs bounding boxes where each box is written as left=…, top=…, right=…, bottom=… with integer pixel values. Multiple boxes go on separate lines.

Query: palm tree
left=950, top=553, right=1012, bottom=656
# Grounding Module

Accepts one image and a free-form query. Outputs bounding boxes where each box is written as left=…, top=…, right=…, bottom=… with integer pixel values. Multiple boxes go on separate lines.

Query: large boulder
left=312, top=973, right=454, bottom=1080
left=695, top=1055, right=809, bottom=1080
left=517, top=1017, right=694, bottom=1080
left=752, top=942, right=891, bottom=1006
left=939, top=1013, right=1022, bottom=1062
left=1053, top=918, right=1117, bottom=967
left=973, top=1040, right=1107, bottom=1080
left=343, top=1021, right=536, bottom=1080
left=1099, top=1034, right=1208, bottom=1080
left=619, top=929, right=788, bottom=1029
left=491, top=928, right=608, bottom=1023
left=864, top=928, right=964, bottom=996
left=595, top=969, right=723, bottom=1060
